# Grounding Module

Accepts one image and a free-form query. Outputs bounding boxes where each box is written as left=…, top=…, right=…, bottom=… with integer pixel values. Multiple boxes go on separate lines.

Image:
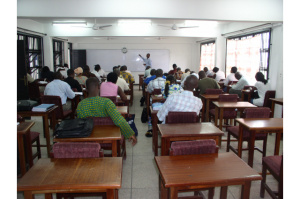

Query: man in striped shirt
left=147, top=69, right=166, bottom=93
left=157, top=75, right=203, bottom=123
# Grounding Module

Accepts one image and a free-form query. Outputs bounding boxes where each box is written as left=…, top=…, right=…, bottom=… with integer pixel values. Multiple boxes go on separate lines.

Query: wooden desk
left=150, top=107, right=160, bottom=156
left=17, top=158, right=122, bottom=199
left=17, top=121, right=35, bottom=177
left=158, top=123, right=224, bottom=156
left=241, top=90, right=253, bottom=102
left=116, top=106, right=128, bottom=118
left=155, top=152, right=262, bottom=199
left=200, top=94, right=221, bottom=122
left=235, top=118, right=283, bottom=167
left=270, top=98, right=283, bottom=118
left=139, top=74, right=144, bottom=91
left=151, top=95, right=166, bottom=104
left=218, top=82, right=224, bottom=89
left=17, top=106, right=58, bottom=157
left=117, top=95, right=130, bottom=113
left=54, top=125, right=122, bottom=157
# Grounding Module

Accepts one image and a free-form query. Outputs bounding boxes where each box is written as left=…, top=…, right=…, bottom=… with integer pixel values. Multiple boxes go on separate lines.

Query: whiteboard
left=86, top=49, right=169, bottom=72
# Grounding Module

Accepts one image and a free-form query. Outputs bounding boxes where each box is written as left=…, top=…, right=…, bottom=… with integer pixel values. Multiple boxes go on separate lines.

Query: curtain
left=200, top=42, right=215, bottom=71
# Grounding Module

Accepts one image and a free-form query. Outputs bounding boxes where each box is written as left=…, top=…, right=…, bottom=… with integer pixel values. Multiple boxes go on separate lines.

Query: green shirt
left=77, top=96, right=134, bottom=139
left=197, top=77, right=220, bottom=95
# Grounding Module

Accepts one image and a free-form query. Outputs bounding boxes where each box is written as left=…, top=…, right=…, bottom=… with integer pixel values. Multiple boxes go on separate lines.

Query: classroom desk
left=235, top=118, right=283, bottom=167
left=17, top=121, right=35, bottom=178
left=218, top=82, right=224, bottom=89
left=150, top=107, right=160, bottom=156
left=241, top=90, right=253, bottom=102
left=54, top=125, right=122, bottom=157
left=151, top=95, right=166, bottom=104
left=270, top=98, right=283, bottom=118
left=117, top=95, right=130, bottom=113
left=116, top=106, right=129, bottom=118
left=139, top=74, right=144, bottom=90
left=200, top=94, right=222, bottom=122
left=158, top=123, right=224, bottom=156
left=17, top=157, right=122, bottom=199
left=155, top=152, right=262, bottom=199
left=212, top=102, right=257, bottom=147
left=17, top=106, right=58, bottom=157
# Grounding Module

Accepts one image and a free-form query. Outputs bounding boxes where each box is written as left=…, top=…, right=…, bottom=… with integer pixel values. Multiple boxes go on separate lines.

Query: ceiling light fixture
left=118, top=20, right=151, bottom=27
left=52, top=22, right=87, bottom=27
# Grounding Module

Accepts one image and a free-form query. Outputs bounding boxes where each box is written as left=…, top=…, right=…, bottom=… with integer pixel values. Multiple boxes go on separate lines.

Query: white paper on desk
left=39, top=81, right=48, bottom=84
left=155, top=94, right=163, bottom=97
left=74, top=92, right=83, bottom=95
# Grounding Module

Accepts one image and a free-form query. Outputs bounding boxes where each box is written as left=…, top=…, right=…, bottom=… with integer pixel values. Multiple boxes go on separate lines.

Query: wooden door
left=17, top=40, right=29, bottom=100
left=71, top=50, right=86, bottom=70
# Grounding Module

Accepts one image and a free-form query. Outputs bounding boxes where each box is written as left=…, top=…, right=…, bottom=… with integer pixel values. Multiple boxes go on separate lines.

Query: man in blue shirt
left=139, top=53, right=152, bottom=68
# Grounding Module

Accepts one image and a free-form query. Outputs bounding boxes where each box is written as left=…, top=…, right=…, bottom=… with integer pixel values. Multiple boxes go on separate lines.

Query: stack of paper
left=74, top=92, right=83, bottom=95
left=152, top=102, right=164, bottom=111
left=32, top=104, right=55, bottom=112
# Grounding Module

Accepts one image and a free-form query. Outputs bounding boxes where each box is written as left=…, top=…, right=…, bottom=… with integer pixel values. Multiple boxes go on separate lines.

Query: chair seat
left=30, top=131, right=40, bottom=141
left=263, top=155, right=282, bottom=177
left=209, top=109, right=237, bottom=118
left=63, top=110, right=72, bottom=117
left=227, top=126, right=267, bottom=139
left=171, top=140, right=216, bottom=156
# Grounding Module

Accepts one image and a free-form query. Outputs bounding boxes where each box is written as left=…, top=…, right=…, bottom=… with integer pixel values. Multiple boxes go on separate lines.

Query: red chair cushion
left=227, top=126, right=267, bottom=139
left=263, top=155, right=282, bottom=177
left=171, top=140, right=217, bottom=156
left=53, top=142, right=100, bottom=158
left=166, top=112, right=197, bottom=124
left=63, top=110, right=72, bottom=117
left=30, top=131, right=40, bottom=141
left=89, top=117, right=114, bottom=125
left=209, top=109, right=237, bottom=118
left=205, top=89, right=222, bottom=95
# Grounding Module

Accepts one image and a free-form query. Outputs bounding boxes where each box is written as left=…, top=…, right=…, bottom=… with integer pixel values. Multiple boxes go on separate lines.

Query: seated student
left=229, top=72, right=250, bottom=98
left=204, top=67, right=214, bottom=77
left=144, top=66, right=152, bottom=78
left=44, top=72, right=75, bottom=111
left=181, top=68, right=190, bottom=81
left=181, top=72, right=199, bottom=88
left=168, top=64, right=177, bottom=75
left=161, top=75, right=183, bottom=98
left=100, top=72, right=127, bottom=102
left=64, top=69, right=83, bottom=92
left=91, top=64, right=101, bottom=82
left=113, top=68, right=129, bottom=92
left=77, top=77, right=137, bottom=146
left=82, top=65, right=96, bottom=78
left=123, top=65, right=131, bottom=74
left=41, top=66, right=54, bottom=82
left=147, top=69, right=166, bottom=93
left=175, top=67, right=183, bottom=80
left=144, top=69, right=167, bottom=85
left=197, top=71, right=220, bottom=95
left=223, top=66, right=238, bottom=92
left=251, top=72, right=271, bottom=106
left=120, top=65, right=135, bottom=84
left=157, top=75, right=203, bottom=123
left=95, top=64, right=106, bottom=77
left=74, top=67, right=88, bottom=86
left=57, top=64, right=68, bottom=79
left=212, top=67, right=225, bottom=82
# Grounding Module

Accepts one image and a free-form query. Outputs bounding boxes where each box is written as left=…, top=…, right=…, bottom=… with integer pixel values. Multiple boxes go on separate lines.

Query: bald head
left=198, top=71, right=206, bottom=79
left=203, top=67, right=208, bottom=73
left=86, top=77, right=100, bottom=97
left=54, top=72, right=62, bottom=80
left=184, top=75, right=199, bottom=91
left=150, top=69, right=156, bottom=76
left=156, top=69, right=163, bottom=77
left=235, top=72, right=242, bottom=80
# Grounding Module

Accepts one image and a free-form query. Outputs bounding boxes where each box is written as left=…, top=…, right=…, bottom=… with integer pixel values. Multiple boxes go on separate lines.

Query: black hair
left=64, top=63, right=68, bottom=68
left=255, top=72, right=268, bottom=85
left=172, top=64, right=177, bottom=69
left=107, top=72, right=118, bottom=84
left=164, top=75, right=175, bottom=98
left=95, top=64, right=100, bottom=71
left=177, top=67, right=181, bottom=71
left=231, top=66, right=237, bottom=73
left=42, top=66, right=50, bottom=72
left=67, top=69, right=74, bottom=76
left=185, top=68, right=190, bottom=73
left=113, top=66, right=118, bottom=71
left=53, top=71, right=62, bottom=79
left=120, top=66, right=126, bottom=71
left=83, top=65, right=90, bottom=72
left=86, top=77, right=99, bottom=90
left=150, top=69, right=156, bottom=75
left=212, top=67, right=219, bottom=73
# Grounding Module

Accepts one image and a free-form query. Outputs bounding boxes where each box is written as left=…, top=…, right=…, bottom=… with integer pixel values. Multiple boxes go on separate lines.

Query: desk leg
left=25, top=131, right=33, bottom=167
left=248, top=130, right=256, bottom=168
left=146, top=92, right=150, bottom=119
left=45, top=193, right=53, bottom=199
left=159, top=174, right=168, bottom=199
left=274, top=130, right=283, bottom=155
left=112, top=141, right=117, bottom=157
left=165, top=138, right=171, bottom=156
left=214, top=107, right=219, bottom=127
left=23, top=191, right=34, bottom=199
left=106, top=189, right=115, bottom=199
left=43, top=115, right=51, bottom=157
left=161, top=137, right=166, bottom=156
left=117, top=140, right=121, bottom=157
left=205, top=99, right=210, bottom=122
left=247, top=93, right=251, bottom=102
left=220, top=186, right=228, bottom=199
left=169, top=187, right=178, bottom=199
left=52, top=111, right=57, bottom=132
left=241, top=181, right=251, bottom=199
left=152, top=116, right=158, bottom=156
left=241, top=92, right=245, bottom=101
left=18, top=134, right=26, bottom=177
left=271, top=101, right=275, bottom=118
left=219, top=108, right=224, bottom=147
left=237, top=125, right=244, bottom=158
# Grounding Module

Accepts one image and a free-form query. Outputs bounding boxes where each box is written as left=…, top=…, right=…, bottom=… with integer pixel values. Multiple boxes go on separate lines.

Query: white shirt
left=253, top=81, right=272, bottom=106
left=181, top=71, right=190, bottom=81
left=125, top=70, right=131, bottom=74
left=231, top=76, right=251, bottom=90
left=44, top=80, right=75, bottom=105
left=98, top=69, right=106, bottom=77
left=206, top=70, right=214, bottom=77
left=58, top=67, right=68, bottom=79
left=140, top=56, right=152, bottom=67
left=157, top=91, right=203, bottom=123
left=91, top=71, right=101, bottom=82
left=116, top=77, right=129, bottom=91
left=223, top=73, right=238, bottom=86
left=181, top=73, right=199, bottom=87
left=144, top=68, right=152, bottom=77
left=147, top=77, right=166, bottom=93
left=214, top=71, right=225, bottom=82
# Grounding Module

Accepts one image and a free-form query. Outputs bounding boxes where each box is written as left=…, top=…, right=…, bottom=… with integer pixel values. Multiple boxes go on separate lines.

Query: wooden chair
left=165, top=111, right=199, bottom=124
left=204, top=89, right=223, bottom=111
left=169, top=140, right=218, bottom=199
left=260, top=155, right=283, bottom=199
left=262, top=90, right=276, bottom=109
left=53, top=142, right=107, bottom=199
left=226, top=81, right=238, bottom=93
left=88, top=117, right=126, bottom=160
left=226, top=107, right=271, bottom=158
left=152, top=88, right=162, bottom=95
left=28, top=81, right=43, bottom=104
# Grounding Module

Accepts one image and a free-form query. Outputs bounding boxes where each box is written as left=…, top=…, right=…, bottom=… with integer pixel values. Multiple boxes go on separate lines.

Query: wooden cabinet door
left=17, top=40, right=29, bottom=100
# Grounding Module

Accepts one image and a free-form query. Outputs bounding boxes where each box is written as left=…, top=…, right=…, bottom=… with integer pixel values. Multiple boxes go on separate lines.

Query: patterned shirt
left=157, top=91, right=203, bottom=123
left=120, top=71, right=135, bottom=84
left=161, top=84, right=183, bottom=98
left=77, top=96, right=135, bottom=139
left=147, top=77, right=166, bottom=93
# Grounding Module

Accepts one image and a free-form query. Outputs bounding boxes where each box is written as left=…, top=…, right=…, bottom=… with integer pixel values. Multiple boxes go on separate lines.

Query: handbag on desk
left=54, top=118, right=94, bottom=138
left=17, top=100, right=38, bottom=111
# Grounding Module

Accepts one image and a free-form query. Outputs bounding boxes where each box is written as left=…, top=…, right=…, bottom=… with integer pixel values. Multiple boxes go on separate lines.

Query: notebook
left=32, top=104, right=55, bottom=112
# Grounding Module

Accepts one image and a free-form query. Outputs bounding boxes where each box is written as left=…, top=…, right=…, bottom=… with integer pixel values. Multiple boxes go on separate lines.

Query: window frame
left=52, top=39, right=64, bottom=72
left=199, top=40, right=216, bottom=71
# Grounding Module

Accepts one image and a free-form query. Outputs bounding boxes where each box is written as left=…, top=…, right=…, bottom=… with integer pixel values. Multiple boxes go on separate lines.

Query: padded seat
left=209, top=109, right=237, bottom=118
left=53, top=142, right=101, bottom=158
left=227, top=126, right=266, bottom=139
left=262, top=155, right=282, bottom=177
left=30, top=131, right=40, bottom=140
left=170, top=140, right=217, bottom=156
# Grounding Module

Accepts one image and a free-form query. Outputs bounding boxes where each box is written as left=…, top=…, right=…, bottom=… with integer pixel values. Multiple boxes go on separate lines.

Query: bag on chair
left=127, top=114, right=138, bottom=137
left=54, top=118, right=94, bottom=138
left=141, top=108, right=148, bottom=123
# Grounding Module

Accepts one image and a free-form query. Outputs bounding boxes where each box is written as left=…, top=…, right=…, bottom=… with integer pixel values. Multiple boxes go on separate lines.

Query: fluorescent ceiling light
left=185, top=21, right=217, bottom=27
left=118, top=20, right=151, bottom=27
left=52, top=22, right=87, bottom=27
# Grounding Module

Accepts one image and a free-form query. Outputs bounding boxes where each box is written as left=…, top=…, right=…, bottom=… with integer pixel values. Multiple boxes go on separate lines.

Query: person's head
left=42, top=66, right=50, bottom=73
left=146, top=53, right=150, bottom=58
left=190, top=71, right=195, bottom=74
left=177, top=67, right=181, bottom=72
left=94, top=64, right=101, bottom=72
left=150, top=69, right=156, bottom=76
left=212, top=67, right=219, bottom=73
left=235, top=72, right=242, bottom=80
left=67, top=69, right=75, bottom=78
left=231, top=66, right=237, bottom=73
left=203, top=67, right=208, bottom=73
left=113, top=68, right=120, bottom=77
left=64, top=63, right=69, bottom=68
left=255, top=72, right=268, bottom=84
left=155, top=69, right=163, bottom=77
left=164, top=75, right=176, bottom=97
left=53, top=72, right=62, bottom=80
left=107, top=72, right=118, bottom=84
left=184, top=75, right=199, bottom=91
left=86, top=77, right=100, bottom=96
left=185, top=68, right=190, bottom=73
left=198, top=71, right=206, bottom=79
left=120, top=65, right=127, bottom=71
left=83, top=65, right=90, bottom=73
left=113, top=66, right=118, bottom=71
left=74, top=67, right=83, bottom=76
left=172, top=64, right=177, bottom=70
left=146, top=66, right=151, bottom=70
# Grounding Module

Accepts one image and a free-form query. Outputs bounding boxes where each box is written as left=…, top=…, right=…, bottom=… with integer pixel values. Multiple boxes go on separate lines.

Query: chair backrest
left=263, top=90, right=276, bottom=108
left=205, top=89, right=223, bottom=95
left=193, top=90, right=200, bottom=97
left=219, top=94, right=238, bottom=102
left=166, top=112, right=198, bottom=124
left=53, top=142, right=101, bottom=158
left=17, top=114, right=25, bottom=123
left=243, top=107, right=271, bottom=118
left=170, top=140, right=218, bottom=156
left=152, top=88, right=161, bottom=95
left=88, top=117, right=115, bottom=125
left=40, top=95, right=64, bottom=119
left=102, top=96, right=117, bottom=104
left=28, top=82, right=41, bottom=100
left=243, top=85, right=255, bottom=90
left=72, top=88, right=78, bottom=92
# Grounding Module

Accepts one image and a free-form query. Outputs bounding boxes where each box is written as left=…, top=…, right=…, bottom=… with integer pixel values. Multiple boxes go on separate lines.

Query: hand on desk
left=128, top=135, right=137, bottom=146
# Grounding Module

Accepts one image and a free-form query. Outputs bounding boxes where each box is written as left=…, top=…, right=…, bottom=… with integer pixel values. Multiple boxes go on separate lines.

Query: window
left=17, top=32, right=44, bottom=79
left=199, top=41, right=215, bottom=71
left=53, top=40, right=64, bottom=71
left=68, top=43, right=72, bottom=69
left=226, top=30, right=271, bottom=84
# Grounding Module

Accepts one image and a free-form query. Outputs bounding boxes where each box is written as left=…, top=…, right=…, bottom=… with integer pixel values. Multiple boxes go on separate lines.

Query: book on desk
left=32, top=104, right=55, bottom=112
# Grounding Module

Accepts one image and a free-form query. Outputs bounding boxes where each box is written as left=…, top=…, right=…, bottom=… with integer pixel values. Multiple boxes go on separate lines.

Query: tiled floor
left=17, top=85, right=282, bottom=199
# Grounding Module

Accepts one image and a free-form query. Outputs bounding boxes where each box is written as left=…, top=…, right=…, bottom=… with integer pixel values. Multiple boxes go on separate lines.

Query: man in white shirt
left=95, top=64, right=106, bottom=78
left=144, top=66, right=152, bottom=78
left=157, top=75, right=203, bottom=123
left=139, top=53, right=152, bottom=68
left=181, top=68, right=190, bottom=81
left=212, top=67, right=225, bottom=82
left=57, top=64, right=68, bottom=79
left=91, top=64, right=101, bottom=82
left=204, top=67, right=214, bottom=77
left=223, top=66, right=238, bottom=92
left=44, top=72, right=75, bottom=111
left=113, top=68, right=129, bottom=92
left=229, top=72, right=251, bottom=98
left=147, top=69, right=165, bottom=93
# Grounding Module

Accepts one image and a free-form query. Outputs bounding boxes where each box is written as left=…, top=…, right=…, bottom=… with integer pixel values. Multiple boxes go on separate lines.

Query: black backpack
left=17, top=100, right=38, bottom=111
left=54, top=118, right=94, bottom=138
left=141, top=108, right=148, bottom=123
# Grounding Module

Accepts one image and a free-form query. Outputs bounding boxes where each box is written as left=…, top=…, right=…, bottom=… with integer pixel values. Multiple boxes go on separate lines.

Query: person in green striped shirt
left=77, top=77, right=137, bottom=146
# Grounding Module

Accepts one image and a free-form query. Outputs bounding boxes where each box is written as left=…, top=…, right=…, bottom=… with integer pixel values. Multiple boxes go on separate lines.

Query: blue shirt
left=44, top=79, right=75, bottom=105
left=140, top=56, right=152, bottom=67
left=144, top=75, right=166, bottom=85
